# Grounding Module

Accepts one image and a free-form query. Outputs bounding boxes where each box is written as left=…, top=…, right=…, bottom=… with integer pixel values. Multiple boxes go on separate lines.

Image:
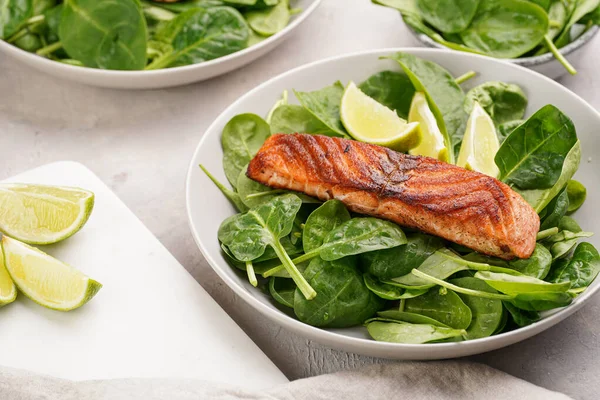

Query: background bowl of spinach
left=186, top=48, right=600, bottom=359
left=373, top=0, right=600, bottom=80
left=0, top=0, right=322, bottom=89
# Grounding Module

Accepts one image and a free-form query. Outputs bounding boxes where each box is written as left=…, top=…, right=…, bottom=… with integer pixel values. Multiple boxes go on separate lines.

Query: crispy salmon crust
left=247, top=134, right=539, bottom=260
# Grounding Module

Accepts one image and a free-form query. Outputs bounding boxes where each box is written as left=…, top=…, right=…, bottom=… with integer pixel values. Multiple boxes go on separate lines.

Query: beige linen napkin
left=0, top=361, right=572, bottom=400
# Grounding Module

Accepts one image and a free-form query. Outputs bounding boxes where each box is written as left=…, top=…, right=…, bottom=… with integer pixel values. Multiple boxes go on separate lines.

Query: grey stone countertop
left=1, top=1, right=599, bottom=399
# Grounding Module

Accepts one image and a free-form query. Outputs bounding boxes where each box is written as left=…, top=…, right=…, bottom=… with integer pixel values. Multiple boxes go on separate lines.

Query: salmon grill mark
left=247, top=134, right=540, bottom=259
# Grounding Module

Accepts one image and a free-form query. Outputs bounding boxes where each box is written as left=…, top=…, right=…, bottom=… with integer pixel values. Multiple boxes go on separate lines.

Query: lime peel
left=457, top=102, right=500, bottom=177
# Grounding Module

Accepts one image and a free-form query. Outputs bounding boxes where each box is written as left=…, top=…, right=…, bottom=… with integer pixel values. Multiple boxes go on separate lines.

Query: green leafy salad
left=0, top=0, right=300, bottom=70
left=202, top=52, right=598, bottom=344
left=373, top=0, right=600, bottom=75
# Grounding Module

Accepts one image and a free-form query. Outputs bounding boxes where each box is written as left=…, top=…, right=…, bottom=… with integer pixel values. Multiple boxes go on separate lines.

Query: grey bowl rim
left=406, top=23, right=599, bottom=67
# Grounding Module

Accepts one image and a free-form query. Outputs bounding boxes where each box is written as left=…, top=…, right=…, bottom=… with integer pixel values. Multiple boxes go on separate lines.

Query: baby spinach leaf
left=358, top=71, right=415, bottom=119
left=460, top=0, right=549, bottom=58
left=245, top=0, right=288, bottom=36
left=384, top=52, right=467, bottom=159
left=527, top=0, right=550, bottom=10
left=372, top=0, right=418, bottom=14
left=149, top=6, right=249, bottom=69
left=503, top=302, right=540, bottom=327
left=293, top=257, right=384, bottom=328
left=416, top=0, right=479, bottom=33
left=236, top=165, right=276, bottom=208
left=302, top=200, right=351, bottom=253
left=42, top=3, right=62, bottom=43
left=364, top=274, right=428, bottom=300
left=218, top=194, right=316, bottom=299
left=540, top=187, right=569, bottom=230
left=474, top=271, right=571, bottom=295
left=450, top=277, right=504, bottom=339
left=558, top=215, right=582, bottom=233
left=555, top=0, right=600, bottom=48
left=376, top=309, right=449, bottom=327
left=360, top=233, right=444, bottom=280
left=0, top=0, right=32, bottom=39
left=516, top=140, right=581, bottom=212
left=269, top=276, right=295, bottom=308
left=366, top=320, right=465, bottom=344
left=221, top=113, right=270, bottom=188
left=548, top=242, right=600, bottom=290
left=543, top=229, right=593, bottom=260
left=464, top=82, right=528, bottom=125
left=566, top=180, right=587, bottom=213
left=59, top=0, right=147, bottom=70
left=294, top=82, right=349, bottom=137
left=464, top=244, right=553, bottom=280
left=404, top=288, right=472, bottom=329
left=509, top=291, right=573, bottom=311
left=495, top=105, right=578, bottom=190
left=269, top=104, right=339, bottom=136
left=150, top=0, right=226, bottom=13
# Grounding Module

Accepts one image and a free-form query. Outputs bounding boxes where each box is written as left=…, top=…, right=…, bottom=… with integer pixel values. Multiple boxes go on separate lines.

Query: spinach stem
left=199, top=164, right=247, bottom=213
left=246, top=261, right=258, bottom=287
left=145, top=52, right=175, bottom=70
left=537, top=227, right=559, bottom=241
left=454, top=70, right=476, bottom=85
left=289, top=7, right=302, bottom=15
left=7, top=15, right=47, bottom=43
left=272, top=240, right=316, bottom=300
left=6, top=29, right=28, bottom=44
left=245, top=190, right=287, bottom=199
left=36, top=41, right=63, bottom=56
left=26, top=15, right=45, bottom=25
left=262, top=249, right=320, bottom=277
left=399, top=299, right=406, bottom=312
left=543, top=35, right=576, bottom=75
left=411, top=269, right=513, bottom=300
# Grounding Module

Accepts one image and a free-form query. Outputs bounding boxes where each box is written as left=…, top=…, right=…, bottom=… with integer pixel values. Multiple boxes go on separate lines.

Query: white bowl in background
left=186, top=48, right=600, bottom=360
left=0, top=0, right=322, bottom=90
left=406, top=24, right=599, bottom=80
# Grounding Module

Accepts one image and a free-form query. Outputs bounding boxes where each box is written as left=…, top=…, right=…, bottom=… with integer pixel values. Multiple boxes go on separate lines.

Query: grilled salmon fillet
left=247, top=134, right=539, bottom=260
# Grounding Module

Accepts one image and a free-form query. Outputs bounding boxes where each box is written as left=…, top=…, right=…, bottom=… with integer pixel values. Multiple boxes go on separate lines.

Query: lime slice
left=341, top=81, right=421, bottom=151
left=0, top=245, right=17, bottom=306
left=0, top=184, right=94, bottom=245
left=457, top=102, right=500, bottom=177
left=2, top=236, right=101, bottom=311
left=408, top=92, right=449, bottom=162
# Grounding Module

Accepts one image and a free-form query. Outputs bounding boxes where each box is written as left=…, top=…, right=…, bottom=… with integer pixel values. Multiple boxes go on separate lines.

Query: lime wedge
left=408, top=92, right=449, bottom=162
left=341, top=81, right=421, bottom=151
left=0, top=245, right=17, bottom=306
left=457, top=102, right=500, bottom=177
left=2, top=236, right=101, bottom=311
left=0, top=184, right=94, bottom=245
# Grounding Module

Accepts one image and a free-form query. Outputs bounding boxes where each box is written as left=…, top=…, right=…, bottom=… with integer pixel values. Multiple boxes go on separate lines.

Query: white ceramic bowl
left=406, top=23, right=599, bottom=80
left=186, top=48, right=600, bottom=360
left=0, top=0, right=321, bottom=89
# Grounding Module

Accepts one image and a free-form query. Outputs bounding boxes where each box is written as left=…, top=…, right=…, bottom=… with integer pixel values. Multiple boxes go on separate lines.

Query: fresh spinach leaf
left=376, top=309, right=449, bottom=326
left=294, top=81, right=349, bottom=137
left=59, top=0, right=147, bottom=70
left=460, top=0, right=549, bottom=58
left=358, top=71, right=415, bottom=119
left=364, top=274, right=428, bottom=300
left=558, top=215, right=582, bottom=233
left=384, top=52, right=467, bottom=159
left=366, top=320, right=465, bottom=344
left=516, top=140, right=581, bottom=212
left=149, top=6, right=249, bottom=69
left=269, top=276, right=295, bottom=308
left=510, top=291, right=573, bottom=311
left=495, top=105, right=578, bottom=190
left=548, top=242, right=600, bottom=290
left=555, top=0, right=600, bottom=48
left=269, top=104, right=339, bottom=136
left=464, top=82, right=528, bottom=125
left=149, top=0, right=225, bottom=13
left=464, top=244, right=553, bottom=280
left=474, top=271, right=571, bottom=295
left=245, top=0, right=288, bottom=36
left=293, top=257, right=384, bottom=328
left=218, top=194, right=316, bottom=299
left=302, top=200, right=351, bottom=253
left=450, top=277, right=504, bottom=339
left=404, top=288, right=472, bottom=329
left=416, top=0, right=479, bottom=33
left=221, top=113, right=270, bottom=188
left=540, top=187, right=569, bottom=230
left=497, top=119, right=523, bottom=143
left=503, top=302, right=540, bottom=327
left=360, top=233, right=444, bottom=280
left=0, top=0, right=32, bottom=39
left=566, top=180, right=586, bottom=213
